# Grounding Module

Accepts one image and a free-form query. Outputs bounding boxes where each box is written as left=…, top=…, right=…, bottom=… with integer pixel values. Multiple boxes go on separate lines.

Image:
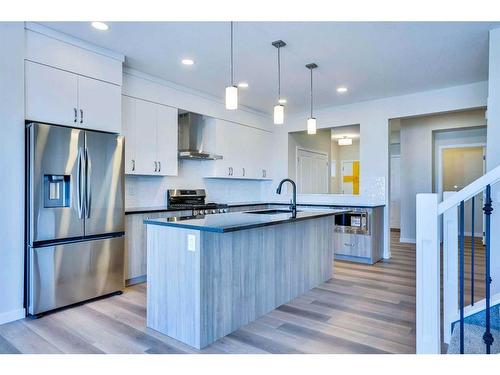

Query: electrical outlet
left=187, top=234, right=196, bottom=252
left=127, top=183, right=135, bottom=196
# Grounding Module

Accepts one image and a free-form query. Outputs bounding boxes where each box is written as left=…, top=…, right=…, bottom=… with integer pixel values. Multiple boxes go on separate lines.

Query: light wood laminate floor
left=1, top=231, right=422, bottom=354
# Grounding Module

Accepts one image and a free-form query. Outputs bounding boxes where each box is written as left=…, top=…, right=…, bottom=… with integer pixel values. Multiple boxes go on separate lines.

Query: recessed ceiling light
left=238, top=82, right=249, bottom=88
left=181, top=59, right=194, bottom=66
left=278, top=98, right=287, bottom=104
left=337, top=86, right=348, bottom=93
left=91, top=22, right=109, bottom=31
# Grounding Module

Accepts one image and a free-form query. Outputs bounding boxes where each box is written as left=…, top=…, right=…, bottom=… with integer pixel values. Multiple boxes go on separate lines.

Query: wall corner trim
left=0, top=308, right=25, bottom=326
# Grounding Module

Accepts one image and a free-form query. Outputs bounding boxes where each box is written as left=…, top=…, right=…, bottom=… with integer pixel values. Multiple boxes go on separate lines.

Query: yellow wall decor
left=342, top=160, right=360, bottom=195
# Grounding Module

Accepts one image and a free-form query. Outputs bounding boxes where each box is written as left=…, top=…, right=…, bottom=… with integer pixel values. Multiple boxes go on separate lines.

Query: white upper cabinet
left=209, top=119, right=272, bottom=180
left=156, top=105, right=178, bottom=176
left=121, top=95, right=178, bottom=176
left=25, top=61, right=121, bottom=133
left=122, top=95, right=137, bottom=174
left=25, top=61, right=78, bottom=127
left=77, top=75, right=121, bottom=133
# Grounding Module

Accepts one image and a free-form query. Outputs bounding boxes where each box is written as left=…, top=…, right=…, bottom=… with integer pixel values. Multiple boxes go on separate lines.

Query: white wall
left=0, top=22, right=25, bottom=324
left=267, top=81, right=488, bottom=258
left=126, top=161, right=269, bottom=207
left=122, top=70, right=274, bottom=208
left=486, top=28, right=500, bottom=295
left=399, top=109, right=486, bottom=242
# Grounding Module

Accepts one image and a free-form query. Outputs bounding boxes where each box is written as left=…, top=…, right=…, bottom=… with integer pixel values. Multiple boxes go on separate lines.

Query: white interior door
left=296, top=148, right=329, bottom=194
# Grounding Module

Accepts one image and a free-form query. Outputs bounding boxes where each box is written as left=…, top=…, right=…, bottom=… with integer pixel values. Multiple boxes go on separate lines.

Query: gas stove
left=167, top=189, right=229, bottom=215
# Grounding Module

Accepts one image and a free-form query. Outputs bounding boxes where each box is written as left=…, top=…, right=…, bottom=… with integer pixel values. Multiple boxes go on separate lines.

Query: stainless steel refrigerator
left=26, top=122, right=125, bottom=316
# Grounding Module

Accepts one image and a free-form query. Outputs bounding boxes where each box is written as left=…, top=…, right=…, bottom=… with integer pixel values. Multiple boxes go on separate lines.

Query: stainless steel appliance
left=26, top=122, right=125, bottom=316
left=178, top=112, right=222, bottom=160
left=167, top=189, right=228, bottom=215
left=333, top=207, right=383, bottom=264
left=334, top=210, right=369, bottom=235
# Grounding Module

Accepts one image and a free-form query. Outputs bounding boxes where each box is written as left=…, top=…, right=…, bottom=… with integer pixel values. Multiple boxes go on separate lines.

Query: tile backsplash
left=125, top=159, right=268, bottom=208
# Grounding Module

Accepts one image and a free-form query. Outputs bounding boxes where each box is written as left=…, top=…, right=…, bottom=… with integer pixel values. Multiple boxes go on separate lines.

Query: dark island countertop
left=126, top=202, right=384, bottom=215
left=144, top=208, right=349, bottom=233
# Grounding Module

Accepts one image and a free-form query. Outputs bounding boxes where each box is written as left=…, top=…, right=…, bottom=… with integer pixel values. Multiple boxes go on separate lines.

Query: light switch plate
left=187, top=234, right=196, bottom=252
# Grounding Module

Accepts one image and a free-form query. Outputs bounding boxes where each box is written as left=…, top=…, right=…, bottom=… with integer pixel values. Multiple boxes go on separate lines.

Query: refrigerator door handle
left=85, top=147, right=92, bottom=218
left=76, top=148, right=85, bottom=219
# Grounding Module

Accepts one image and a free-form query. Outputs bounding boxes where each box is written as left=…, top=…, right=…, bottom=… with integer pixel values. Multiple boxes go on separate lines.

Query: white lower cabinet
left=125, top=210, right=190, bottom=284
left=122, top=95, right=178, bottom=176
left=25, top=60, right=121, bottom=133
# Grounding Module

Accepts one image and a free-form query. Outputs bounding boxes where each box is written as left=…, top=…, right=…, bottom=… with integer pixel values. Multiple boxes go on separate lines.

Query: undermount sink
left=245, top=209, right=297, bottom=215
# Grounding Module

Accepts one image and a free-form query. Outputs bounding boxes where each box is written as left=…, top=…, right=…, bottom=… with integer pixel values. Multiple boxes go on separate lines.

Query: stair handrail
left=438, top=163, right=500, bottom=214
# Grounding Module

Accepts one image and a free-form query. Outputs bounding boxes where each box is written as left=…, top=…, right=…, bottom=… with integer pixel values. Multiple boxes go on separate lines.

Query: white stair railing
left=416, top=163, right=500, bottom=354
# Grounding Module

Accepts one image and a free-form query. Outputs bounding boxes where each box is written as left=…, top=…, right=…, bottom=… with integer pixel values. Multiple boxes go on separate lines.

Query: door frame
left=295, top=146, right=329, bottom=194
left=436, top=142, right=486, bottom=202
left=437, top=142, right=486, bottom=241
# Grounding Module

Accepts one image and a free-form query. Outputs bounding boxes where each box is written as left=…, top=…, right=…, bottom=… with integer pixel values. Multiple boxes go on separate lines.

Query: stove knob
left=204, top=210, right=209, bottom=214
left=193, top=210, right=199, bottom=216
left=224, top=208, right=229, bottom=213
left=212, top=209, right=217, bottom=214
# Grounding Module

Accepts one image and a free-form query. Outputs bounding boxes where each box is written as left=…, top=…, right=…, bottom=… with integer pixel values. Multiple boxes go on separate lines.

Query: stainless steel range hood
left=178, top=112, right=222, bottom=160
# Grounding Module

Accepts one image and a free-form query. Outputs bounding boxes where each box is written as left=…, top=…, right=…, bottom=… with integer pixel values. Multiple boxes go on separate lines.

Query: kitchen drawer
left=334, top=232, right=371, bottom=259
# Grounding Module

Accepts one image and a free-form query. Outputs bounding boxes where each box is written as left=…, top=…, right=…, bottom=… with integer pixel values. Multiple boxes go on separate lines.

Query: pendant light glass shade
left=306, top=63, right=318, bottom=135
left=226, top=22, right=238, bottom=110
left=226, top=86, right=238, bottom=110
left=274, top=104, right=284, bottom=124
left=272, top=40, right=286, bottom=125
left=307, top=117, right=316, bottom=134
left=307, top=118, right=317, bottom=134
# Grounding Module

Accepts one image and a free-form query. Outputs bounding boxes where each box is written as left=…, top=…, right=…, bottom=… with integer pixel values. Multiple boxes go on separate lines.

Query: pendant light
left=225, top=22, right=238, bottom=110
left=306, top=63, right=318, bottom=134
left=272, top=40, right=286, bottom=125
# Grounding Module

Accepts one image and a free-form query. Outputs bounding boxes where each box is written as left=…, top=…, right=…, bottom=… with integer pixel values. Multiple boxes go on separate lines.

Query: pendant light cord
left=230, top=21, right=234, bottom=86
left=277, top=45, right=281, bottom=100
left=310, top=67, right=313, bottom=118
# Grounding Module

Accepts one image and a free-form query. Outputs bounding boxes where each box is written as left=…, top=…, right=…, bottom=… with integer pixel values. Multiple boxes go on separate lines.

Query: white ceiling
left=40, top=21, right=499, bottom=115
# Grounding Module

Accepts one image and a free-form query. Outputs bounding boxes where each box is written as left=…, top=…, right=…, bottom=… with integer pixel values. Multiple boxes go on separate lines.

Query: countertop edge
left=126, top=202, right=385, bottom=215
left=144, top=210, right=343, bottom=233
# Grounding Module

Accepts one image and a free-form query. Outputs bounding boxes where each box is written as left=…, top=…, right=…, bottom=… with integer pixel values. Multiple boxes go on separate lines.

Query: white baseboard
left=399, top=237, right=416, bottom=244
left=0, top=308, right=25, bottom=325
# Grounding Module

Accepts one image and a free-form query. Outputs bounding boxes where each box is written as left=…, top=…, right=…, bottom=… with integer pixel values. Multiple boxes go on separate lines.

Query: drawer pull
left=344, top=243, right=356, bottom=247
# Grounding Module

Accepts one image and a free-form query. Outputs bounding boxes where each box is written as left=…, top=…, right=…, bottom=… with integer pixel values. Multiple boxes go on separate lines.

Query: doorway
left=438, top=144, right=486, bottom=238
left=296, top=148, right=329, bottom=194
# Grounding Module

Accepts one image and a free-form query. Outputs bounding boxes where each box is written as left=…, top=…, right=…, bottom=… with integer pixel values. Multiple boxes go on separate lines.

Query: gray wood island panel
left=146, top=211, right=337, bottom=349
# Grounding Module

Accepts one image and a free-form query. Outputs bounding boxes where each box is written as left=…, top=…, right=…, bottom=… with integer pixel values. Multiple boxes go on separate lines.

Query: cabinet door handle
left=228, top=167, right=233, bottom=176
left=131, top=159, right=135, bottom=171
left=262, top=169, right=266, bottom=178
left=242, top=167, right=245, bottom=177
left=74, top=108, right=78, bottom=123
left=154, top=161, right=158, bottom=172
left=158, top=161, right=161, bottom=172
left=80, top=109, right=84, bottom=124
left=344, top=243, right=355, bottom=247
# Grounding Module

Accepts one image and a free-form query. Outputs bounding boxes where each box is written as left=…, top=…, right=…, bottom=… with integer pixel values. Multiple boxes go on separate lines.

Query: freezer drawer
left=28, top=236, right=124, bottom=315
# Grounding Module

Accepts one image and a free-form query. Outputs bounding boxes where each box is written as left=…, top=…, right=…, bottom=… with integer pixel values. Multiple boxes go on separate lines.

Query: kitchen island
left=144, top=209, right=346, bottom=349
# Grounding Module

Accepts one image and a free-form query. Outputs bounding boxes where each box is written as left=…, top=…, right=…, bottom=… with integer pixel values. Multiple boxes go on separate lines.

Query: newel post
left=416, top=193, right=440, bottom=353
